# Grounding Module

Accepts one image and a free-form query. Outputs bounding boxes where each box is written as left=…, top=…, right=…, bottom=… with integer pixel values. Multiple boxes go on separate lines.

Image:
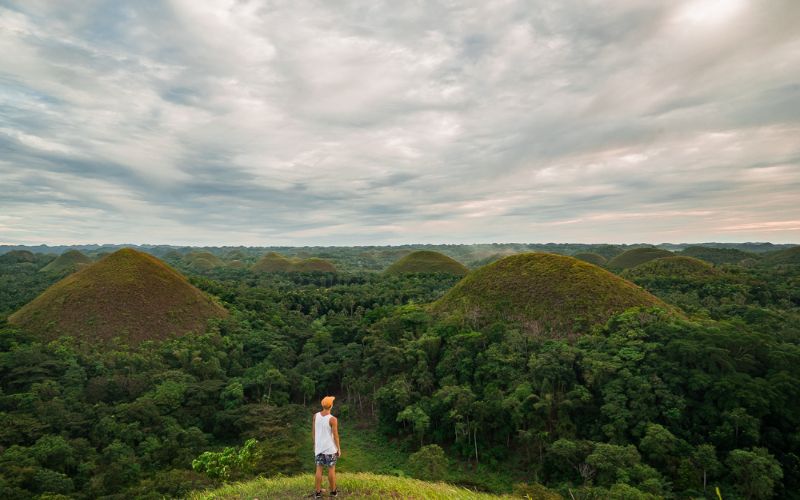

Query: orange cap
left=321, top=396, right=335, bottom=408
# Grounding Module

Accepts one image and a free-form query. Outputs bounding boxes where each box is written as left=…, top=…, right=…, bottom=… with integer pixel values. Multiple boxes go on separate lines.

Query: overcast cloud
left=1, top=0, right=799, bottom=245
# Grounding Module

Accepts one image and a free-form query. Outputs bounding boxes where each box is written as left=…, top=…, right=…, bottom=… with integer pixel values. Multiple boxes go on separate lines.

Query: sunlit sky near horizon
left=1, top=0, right=799, bottom=246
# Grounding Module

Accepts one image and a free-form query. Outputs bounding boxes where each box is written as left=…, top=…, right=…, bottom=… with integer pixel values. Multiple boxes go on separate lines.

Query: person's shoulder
left=330, top=415, right=338, bottom=423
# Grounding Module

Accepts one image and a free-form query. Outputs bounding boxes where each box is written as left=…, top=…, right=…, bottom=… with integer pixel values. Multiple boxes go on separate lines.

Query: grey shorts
left=315, top=453, right=338, bottom=467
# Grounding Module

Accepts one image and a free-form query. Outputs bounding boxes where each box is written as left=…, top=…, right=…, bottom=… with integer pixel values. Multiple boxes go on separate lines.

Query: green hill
left=186, top=251, right=225, bottom=270
left=9, top=248, right=227, bottom=345
left=760, top=245, right=800, bottom=266
left=434, top=253, right=670, bottom=334
left=386, top=250, right=468, bottom=275
left=252, top=252, right=337, bottom=273
left=572, top=252, right=607, bottom=266
left=39, top=249, right=92, bottom=274
left=679, top=246, right=757, bottom=265
left=622, top=256, right=722, bottom=281
left=188, top=472, right=514, bottom=499
left=607, top=247, right=673, bottom=270
left=0, top=250, right=36, bottom=264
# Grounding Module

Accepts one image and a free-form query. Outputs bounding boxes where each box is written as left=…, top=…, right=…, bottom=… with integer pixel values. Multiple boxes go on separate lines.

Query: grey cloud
left=0, top=0, right=798, bottom=245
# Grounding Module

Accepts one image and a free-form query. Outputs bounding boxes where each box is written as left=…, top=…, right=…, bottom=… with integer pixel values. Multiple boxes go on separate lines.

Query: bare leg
left=315, top=465, right=323, bottom=492
left=328, top=465, right=336, bottom=492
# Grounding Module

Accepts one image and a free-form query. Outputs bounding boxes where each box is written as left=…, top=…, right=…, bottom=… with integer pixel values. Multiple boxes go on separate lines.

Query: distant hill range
left=9, top=248, right=227, bottom=345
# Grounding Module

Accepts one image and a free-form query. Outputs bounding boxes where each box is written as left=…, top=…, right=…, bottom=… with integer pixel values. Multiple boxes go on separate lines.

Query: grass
left=433, top=252, right=673, bottom=334
left=187, top=472, right=514, bottom=499
left=386, top=251, right=468, bottom=276
left=679, top=246, right=758, bottom=265
left=9, top=248, right=226, bottom=344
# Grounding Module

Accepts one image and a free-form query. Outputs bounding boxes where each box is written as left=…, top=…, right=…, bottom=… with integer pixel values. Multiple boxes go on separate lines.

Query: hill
left=433, top=253, right=670, bottom=334
left=760, top=245, right=800, bottom=266
left=679, top=246, right=757, bottom=265
left=252, top=252, right=337, bottom=273
left=186, top=251, right=225, bottom=270
left=40, top=249, right=92, bottom=274
left=621, top=256, right=722, bottom=281
left=9, top=248, right=227, bottom=344
left=0, top=250, right=37, bottom=264
left=607, top=247, right=673, bottom=270
left=188, top=472, right=514, bottom=499
left=386, top=250, right=469, bottom=275
left=572, top=252, right=607, bottom=266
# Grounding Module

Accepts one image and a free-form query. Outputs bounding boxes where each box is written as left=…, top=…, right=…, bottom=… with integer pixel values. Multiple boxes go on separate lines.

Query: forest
left=0, top=243, right=798, bottom=499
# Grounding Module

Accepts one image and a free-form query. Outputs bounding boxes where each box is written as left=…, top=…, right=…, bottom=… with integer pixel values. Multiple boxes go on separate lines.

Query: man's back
left=314, top=411, right=338, bottom=455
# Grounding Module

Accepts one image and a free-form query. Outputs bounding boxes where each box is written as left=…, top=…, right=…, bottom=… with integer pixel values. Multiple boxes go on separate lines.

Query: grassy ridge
left=188, top=472, right=513, bottom=499
left=386, top=251, right=468, bottom=276
left=9, top=248, right=226, bottom=344
left=434, top=253, right=671, bottom=334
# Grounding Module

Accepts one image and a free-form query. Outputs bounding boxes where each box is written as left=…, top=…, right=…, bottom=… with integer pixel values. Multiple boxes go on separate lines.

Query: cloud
left=0, top=0, right=798, bottom=245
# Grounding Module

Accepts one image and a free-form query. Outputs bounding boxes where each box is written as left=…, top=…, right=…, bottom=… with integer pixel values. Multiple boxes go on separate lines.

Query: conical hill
left=252, top=252, right=337, bottom=273
left=434, top=253, right=671, bottom=334
left=40, top=250, right=92, bottom=274
left=9, top=248, right=227, bottom=344
left=386, top=250, right=468, bottom=275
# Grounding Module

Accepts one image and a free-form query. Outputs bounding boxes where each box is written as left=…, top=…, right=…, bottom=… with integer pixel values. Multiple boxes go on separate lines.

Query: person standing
left=313, top=396, right=341, bottom=498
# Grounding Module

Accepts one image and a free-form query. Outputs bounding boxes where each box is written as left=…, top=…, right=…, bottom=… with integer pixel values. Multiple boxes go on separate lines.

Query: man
left=312, top=396, right=341, bottom=498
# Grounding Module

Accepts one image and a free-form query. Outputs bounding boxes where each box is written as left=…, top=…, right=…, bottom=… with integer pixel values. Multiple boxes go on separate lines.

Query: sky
left=1, top=0, right=799, bottom=246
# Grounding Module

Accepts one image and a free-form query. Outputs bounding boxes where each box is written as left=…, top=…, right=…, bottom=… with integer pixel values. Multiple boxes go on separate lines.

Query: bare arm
left=312, top=413, right=316, bottom=451
left=331, top=416, right=341, bottom=456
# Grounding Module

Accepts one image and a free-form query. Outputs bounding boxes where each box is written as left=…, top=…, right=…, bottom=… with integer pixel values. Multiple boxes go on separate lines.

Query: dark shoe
left=314, top=491, right=323, bottom=499
left=329, top=490, right=338, bottom=497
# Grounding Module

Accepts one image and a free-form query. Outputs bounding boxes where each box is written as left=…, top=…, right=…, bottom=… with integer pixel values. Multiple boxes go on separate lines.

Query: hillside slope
left=434, top=253, right=671, bottom=334
left=386, top=250, right=468, bottom=275
left=9, top=248, right=227, bottom=344
left=188, top=472, right=514, bottom=499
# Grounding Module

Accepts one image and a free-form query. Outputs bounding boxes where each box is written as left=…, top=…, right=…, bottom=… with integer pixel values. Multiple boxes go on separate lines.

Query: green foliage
left=192, top=438, right=258, bottom=481
left=726, top=447, right=783, bottom=499
left=1, top=243, right=798, bottom=498
left=407, top=444, right=448, bottom=481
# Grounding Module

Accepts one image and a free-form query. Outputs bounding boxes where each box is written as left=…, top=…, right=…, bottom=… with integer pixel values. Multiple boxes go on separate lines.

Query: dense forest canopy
left=0, top=243, right=798, bottom=499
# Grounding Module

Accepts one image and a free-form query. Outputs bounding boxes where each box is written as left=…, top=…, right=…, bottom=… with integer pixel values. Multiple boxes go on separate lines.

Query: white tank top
left=314, top=412, right=338, bottom=455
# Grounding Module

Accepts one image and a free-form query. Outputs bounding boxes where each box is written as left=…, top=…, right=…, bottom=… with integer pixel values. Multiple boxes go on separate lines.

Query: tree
left=726, top=447, right=782, bottom=500
left=407, top=444, right=447, bottom=481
